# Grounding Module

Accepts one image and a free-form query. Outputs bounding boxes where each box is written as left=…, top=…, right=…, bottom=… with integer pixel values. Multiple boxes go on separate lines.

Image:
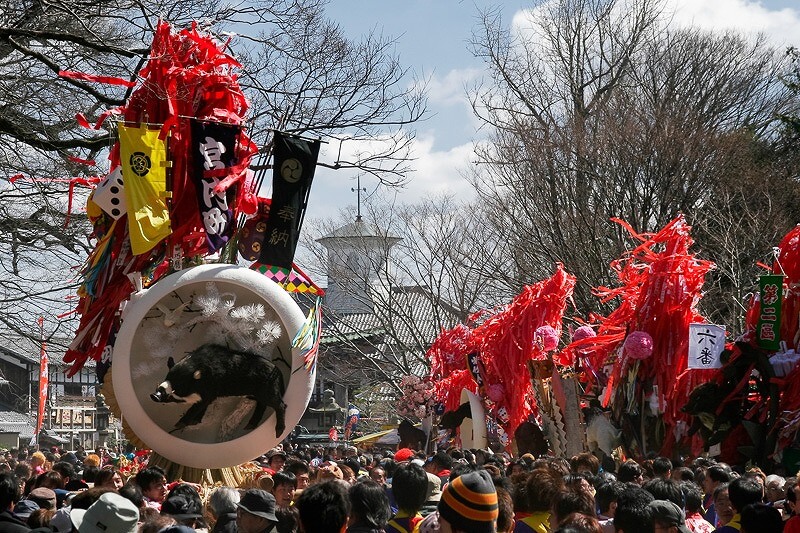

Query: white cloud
left=304, top=0, right=800, bottom=222
left=423, top=67, right=483, bottom=108
left=404, top=135, right=476, bottom=201
left=511, top=0, right=799, bottom=47
left=303, top=133, right=476, bottom=221
left=668, top=0, right=800, bottom=46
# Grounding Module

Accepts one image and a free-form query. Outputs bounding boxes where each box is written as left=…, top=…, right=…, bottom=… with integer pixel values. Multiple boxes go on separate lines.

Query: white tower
left=316, top=217, right=402, bottom=315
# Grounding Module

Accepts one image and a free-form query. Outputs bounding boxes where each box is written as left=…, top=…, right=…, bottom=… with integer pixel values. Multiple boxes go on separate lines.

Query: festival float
left=57, top=22, right=323, bottom=482
left=425, top=264, right=578, bottom=456
left=419, top=216, right=729, bottom=463
left=560, top=216, right=718, bottom=460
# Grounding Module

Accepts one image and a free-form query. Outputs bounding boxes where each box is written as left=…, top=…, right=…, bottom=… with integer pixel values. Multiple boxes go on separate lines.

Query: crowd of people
left=0, top=444, right=794, bottom=533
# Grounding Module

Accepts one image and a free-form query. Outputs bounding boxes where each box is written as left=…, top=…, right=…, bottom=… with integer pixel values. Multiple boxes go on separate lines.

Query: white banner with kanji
left=688, top=323, right=725, bottom=369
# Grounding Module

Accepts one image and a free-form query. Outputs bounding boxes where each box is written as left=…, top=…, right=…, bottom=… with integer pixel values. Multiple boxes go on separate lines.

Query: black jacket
left=0, top=509, right=30, bottom=533
left=212, top=512, right=237, bottom=533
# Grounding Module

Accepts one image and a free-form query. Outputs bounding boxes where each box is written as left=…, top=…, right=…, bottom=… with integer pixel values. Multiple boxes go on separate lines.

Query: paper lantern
left=487, top=384, right=505, bottom=403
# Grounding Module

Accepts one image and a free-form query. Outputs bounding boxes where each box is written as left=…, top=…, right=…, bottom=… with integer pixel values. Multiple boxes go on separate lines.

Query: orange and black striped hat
left=437, top=469, right=498, bottom=532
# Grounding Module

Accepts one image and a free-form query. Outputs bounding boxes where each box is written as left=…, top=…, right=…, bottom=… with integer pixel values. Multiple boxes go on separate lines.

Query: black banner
left=467, top=351, right=485, bottom=389
left=258, top=131, right=320, bottom=269
left=190, top=120, right=240, bottom=252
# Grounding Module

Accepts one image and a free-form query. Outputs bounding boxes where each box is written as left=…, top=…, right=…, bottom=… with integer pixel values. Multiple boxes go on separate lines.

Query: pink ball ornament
left=535, top=325, right=560, bottom=351
left=572, top=325, right=597, bottom=342
left=624, top=331, right=654, bottom=360
left=488, top=384, right=505, bottom=403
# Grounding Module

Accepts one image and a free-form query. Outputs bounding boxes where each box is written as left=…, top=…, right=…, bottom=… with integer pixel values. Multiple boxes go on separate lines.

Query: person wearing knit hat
left=394, top=448, right=415, bottom=463
left=437, top=469, right=499, bottom=533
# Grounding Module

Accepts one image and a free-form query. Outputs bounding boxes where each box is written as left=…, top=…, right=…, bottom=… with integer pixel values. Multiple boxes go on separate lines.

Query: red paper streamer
left=66, top=21, right=258, bottom=374
left=59, top=70, right=136, bottom=88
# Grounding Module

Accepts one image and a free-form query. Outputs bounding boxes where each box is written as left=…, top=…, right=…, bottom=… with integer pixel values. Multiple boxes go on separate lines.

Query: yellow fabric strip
left=118, top=124, right=171, bottom=255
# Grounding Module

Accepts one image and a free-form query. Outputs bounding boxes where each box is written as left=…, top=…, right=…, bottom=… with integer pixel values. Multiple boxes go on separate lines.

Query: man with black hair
left=271, top=471, right=296, bottom=508
left=617, top=461, right=644, bottom=485
left=642, top=478, right=683, bottom=508
left=368, top=467, right=386, bottom=487
left=703, top=465, right=731, bottom=526
left=134, top=466, right=168, bottom=510
left=681, top=481, right=714, bottom=532
left=517, top=467, right=564, bottom=532
left=713, top=478, right=763, bottom=533
left=550, top=487, right=597, bottom=529
left=596, top=481, right=626, bottom=533
left=651, top=457, right=673, bottom=480
left=386, top=462, right=427, bottom=533
left=740, top=503, right=783, bottom=533
left=613, top=484, right=654, bottom=533
left=0, top=472, right=28, bottom=532
left=425, top=451, right=452, bottom=486
left=295, top=480, right=350, bottom=533
left=50, top=462, right=74, bottom=508
left=284, top=460, right=311, bottom=490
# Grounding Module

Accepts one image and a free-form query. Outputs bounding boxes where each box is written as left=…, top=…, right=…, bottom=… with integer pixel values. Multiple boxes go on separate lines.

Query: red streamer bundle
left=65, top=21, right=258, bottom=374
left=562, top=216, right=716, bottom=453
left=775, top=225, right=800, bottom=348
left=471, top=264, right=576, bottom=438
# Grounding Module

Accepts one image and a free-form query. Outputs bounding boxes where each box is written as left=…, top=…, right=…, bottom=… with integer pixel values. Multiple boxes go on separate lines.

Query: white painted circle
left=112, top=264, right=314, bottom=469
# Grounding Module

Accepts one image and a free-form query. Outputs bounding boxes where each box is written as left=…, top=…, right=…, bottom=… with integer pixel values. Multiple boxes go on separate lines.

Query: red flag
left=36, top=317, right=48, bottom=442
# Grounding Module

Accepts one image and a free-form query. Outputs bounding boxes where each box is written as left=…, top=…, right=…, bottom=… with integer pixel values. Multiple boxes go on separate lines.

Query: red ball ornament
left=624, top=331, right=654, bottom=360
left=535, top=325, right=559, bottom=351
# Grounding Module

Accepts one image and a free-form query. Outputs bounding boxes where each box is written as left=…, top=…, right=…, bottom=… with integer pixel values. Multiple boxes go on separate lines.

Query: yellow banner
left=118, top=124, right=171, bottom=255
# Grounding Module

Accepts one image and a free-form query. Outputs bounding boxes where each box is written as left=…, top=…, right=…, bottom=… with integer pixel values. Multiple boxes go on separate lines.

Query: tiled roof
left=0, top=411, right=35, bottom=439
left=0, top=334, right=95, bottom=368
left=320, top=284, right=464, bottom=382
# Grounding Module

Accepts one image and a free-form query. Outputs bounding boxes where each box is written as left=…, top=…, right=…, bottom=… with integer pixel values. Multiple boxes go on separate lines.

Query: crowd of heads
left=0, top=444, right=794, bottom=532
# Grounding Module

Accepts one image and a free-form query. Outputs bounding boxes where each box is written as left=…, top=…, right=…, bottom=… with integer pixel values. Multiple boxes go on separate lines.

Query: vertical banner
left=36, top=317, right=48, bottom=446
left=344, top=406, right=360, bottom=441
left=466, top=352, right=486, bottom=392
left=757, top=274, right=784, bottom=351
left=190, top=120, right=240, bottom=252
left=687, top=324, right=725, bottom=369
left=118, top=124, right=171, bottom=255
left=257, top=131, right=321, bottom=269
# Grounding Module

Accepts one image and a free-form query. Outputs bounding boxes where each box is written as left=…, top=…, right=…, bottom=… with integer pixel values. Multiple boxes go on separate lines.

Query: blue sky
left=305, top=0, right=800, bottom=221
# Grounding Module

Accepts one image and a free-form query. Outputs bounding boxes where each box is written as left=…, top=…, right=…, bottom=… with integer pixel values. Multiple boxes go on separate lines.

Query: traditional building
left=0, top=334, right=106, bottom=449
left=297, top=217, right=464, bottom=438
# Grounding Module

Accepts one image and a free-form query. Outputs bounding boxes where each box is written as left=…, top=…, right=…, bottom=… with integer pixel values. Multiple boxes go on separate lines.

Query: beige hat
left=318, top=463, right=343, bottom=480
left=425, top=472, right=442, bottom=502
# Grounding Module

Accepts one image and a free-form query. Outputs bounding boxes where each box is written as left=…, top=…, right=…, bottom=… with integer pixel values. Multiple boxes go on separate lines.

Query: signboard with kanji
left=688, top=324, right=725, bottom=369
left=757, top=274, right=784, bottom=351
